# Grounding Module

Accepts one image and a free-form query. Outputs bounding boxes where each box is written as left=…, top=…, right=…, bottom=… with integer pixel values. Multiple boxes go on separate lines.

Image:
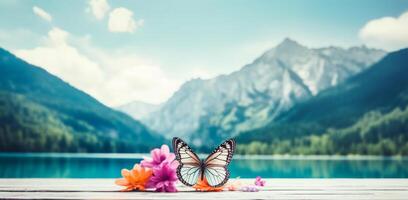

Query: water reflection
left=0, top=154, right=407, bottom=178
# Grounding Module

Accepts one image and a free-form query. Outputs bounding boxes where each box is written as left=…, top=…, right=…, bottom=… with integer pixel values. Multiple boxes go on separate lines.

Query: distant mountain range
left=0, top=48, right=163, bottom=152
left=117, top=101, right=161, bottom=120
left=236, top=48, right=408, bottom=155
left=129, top=38, right=386, bottom=147
left=3, top=37, right=406, bottom=155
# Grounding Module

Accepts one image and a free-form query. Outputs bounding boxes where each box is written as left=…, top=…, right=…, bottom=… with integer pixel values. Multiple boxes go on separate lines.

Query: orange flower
left=115, top=164, right=153, bottom=191
left=192, top=177, right=224, bottom=192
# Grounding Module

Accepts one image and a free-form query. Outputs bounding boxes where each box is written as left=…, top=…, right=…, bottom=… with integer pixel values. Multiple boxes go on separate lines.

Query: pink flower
left=147, top=161, right=178, bottom=192
left=240, top=185, right=259, bottom=192
left=255, top=176, right=266, bottom=187
left=141, top=145, right=176, bottom=168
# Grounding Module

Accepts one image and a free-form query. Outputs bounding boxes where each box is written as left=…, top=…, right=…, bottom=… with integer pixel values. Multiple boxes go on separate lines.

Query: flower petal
left=115, top=178, right=129, bottom=186
left=167, top=154, right=176, bottom=162
left=161, top=144, right=170, bottom=154
left=121, top=169, right=131, bottom=178
left=121, top=187, right=134, bottom=192
left=151, top=149, right=161, bottom=160
left=193, top=178, right=224, bottom=192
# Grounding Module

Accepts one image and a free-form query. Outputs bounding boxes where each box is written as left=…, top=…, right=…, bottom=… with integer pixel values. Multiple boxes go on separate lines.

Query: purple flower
left=147, top=161, right=178, bottom=192
left=254, top=176, right=266, bottom=187
left=240, top=185, right=259, bottom=192
left=141, top=144, right=176, bottom=168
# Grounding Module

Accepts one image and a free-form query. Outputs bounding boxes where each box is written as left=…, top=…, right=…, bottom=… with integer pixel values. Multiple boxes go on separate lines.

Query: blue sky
left=0, top=0, right=407, bottom=106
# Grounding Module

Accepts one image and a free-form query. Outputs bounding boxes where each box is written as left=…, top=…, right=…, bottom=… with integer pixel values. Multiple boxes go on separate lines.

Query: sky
left=0, top=0, right=407, bottom=106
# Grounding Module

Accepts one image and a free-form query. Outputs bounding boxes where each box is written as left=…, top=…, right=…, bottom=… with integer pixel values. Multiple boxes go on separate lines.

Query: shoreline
left=1, top=152, right=407, bottom=160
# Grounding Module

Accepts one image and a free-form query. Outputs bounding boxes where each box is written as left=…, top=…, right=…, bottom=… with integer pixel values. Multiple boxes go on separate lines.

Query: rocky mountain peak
left=124, top=40, right=387, bottom=146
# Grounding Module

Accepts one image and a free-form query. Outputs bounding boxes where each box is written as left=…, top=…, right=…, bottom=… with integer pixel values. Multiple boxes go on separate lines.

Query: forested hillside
left=236, top=48, right=408, bottom=155
left=0, top=48, right=163, bottom=152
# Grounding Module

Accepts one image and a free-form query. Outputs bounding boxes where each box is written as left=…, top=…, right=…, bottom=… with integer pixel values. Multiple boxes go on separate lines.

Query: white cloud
left=108, top=7, right=143, bottom=33
left=15, top=28, right=104, bottom=99
left=47, top=27, right=68, bottom=44
left=101, top=57, right=179, bottom=106
left=14, top=27, right=180, bottom=107
left=83, top=46, right=181, bottom=105
left=88, top=0, right=110, bottom=20
left=359, top=11, right=408, bottom=51
left=33, top=6, right=52, bottom=22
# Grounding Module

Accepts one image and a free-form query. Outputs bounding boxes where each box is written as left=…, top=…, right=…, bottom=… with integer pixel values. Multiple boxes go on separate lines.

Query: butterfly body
left=172, top=137, right=236, bottom=187
left=199, top=159, right=205, bottom=181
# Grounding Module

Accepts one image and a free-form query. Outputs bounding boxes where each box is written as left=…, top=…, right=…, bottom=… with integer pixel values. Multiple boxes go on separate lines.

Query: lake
left=0, top=153, right=407, bottom=178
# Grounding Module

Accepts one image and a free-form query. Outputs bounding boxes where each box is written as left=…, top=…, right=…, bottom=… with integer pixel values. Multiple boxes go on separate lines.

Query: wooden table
left=0, top=179, right=407, bottom=199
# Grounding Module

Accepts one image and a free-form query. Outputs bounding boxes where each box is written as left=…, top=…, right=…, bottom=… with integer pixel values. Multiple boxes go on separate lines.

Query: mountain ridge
left=138, top=38, right=386, bottom=146
left=0, top=47, right=163, bottom=152
left=277, top=48, right=408, bottom=125
left=235, top=48, right=408, bottom=155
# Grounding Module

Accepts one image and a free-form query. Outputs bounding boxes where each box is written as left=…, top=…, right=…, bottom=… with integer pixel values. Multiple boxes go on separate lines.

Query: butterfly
left=172, top=137, right=236, bottom=187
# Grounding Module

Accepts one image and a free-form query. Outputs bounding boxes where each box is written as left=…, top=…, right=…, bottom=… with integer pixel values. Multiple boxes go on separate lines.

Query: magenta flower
left=147, top=161, right=178, bottom=192
left=240, top=185, right=259, bottom=192
left=255, top=176, right=266, bottom=186
left=141, top=144, right=176, bottom=168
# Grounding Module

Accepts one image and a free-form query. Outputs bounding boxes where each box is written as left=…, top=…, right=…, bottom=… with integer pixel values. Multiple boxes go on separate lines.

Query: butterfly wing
left=172, top=137, right=202, bottom=186
left=203, top=138, right=236, bottom=187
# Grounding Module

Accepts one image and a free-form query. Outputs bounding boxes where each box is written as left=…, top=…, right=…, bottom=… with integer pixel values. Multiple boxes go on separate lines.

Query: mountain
left=116, top=101, right=161, bottom=120
left=0, top=48, right=163, bottom=152
left=236, top=48, right=408, bottom=155
left=142, top=38, right=386, bottom=147
left=278, top=48, right=408, bottom=126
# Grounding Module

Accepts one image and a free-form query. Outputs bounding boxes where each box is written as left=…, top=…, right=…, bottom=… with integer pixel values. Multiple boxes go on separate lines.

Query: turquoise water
left=0, top=153, right=408, bottom=178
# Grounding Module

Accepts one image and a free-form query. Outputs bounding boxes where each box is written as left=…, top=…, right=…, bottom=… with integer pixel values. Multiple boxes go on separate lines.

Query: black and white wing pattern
left=203, top=138, right=236, bottom=187
left=172, top=137, right=202, bottom=186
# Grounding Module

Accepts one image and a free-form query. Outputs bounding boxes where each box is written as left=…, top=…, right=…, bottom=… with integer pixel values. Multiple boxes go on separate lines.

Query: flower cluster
left=115, top=144, right=268, bottom=193
left=116, top=145, right=179, bottom=192
left=225, top=176, right=266, bottom=192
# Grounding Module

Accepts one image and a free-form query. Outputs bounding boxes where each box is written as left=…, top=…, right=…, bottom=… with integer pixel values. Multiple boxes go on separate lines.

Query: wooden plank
left=0, top=179, right=407, bottom=199
left=1, top=191, right=408, bottom=200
